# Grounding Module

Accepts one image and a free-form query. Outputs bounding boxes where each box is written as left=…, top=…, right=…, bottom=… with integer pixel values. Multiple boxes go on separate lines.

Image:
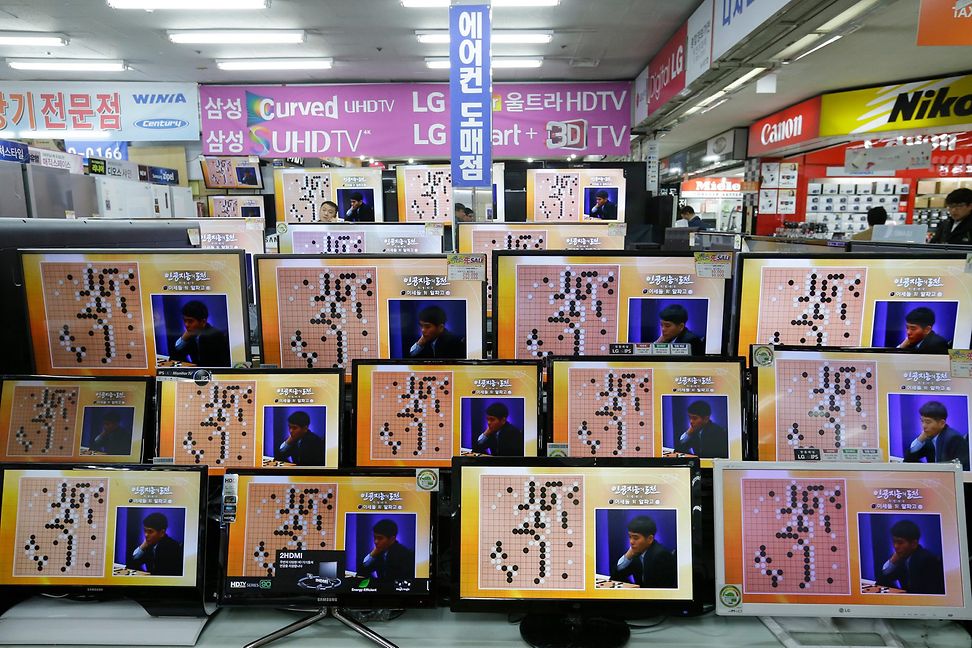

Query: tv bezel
left=449, top=455, right=705, bottom=617
left=491, top=250, right=735, bottom=359
left=545, top=355, right=750, bottom=463
left=350, top=358, right=544, bottom=468
left=713, top=460, right=972, bottom=620
left=0, top=375, right=155, bottom=464
left=217, top=467, right=438, bottom=609
left=18, top=248, right=251, bottom=376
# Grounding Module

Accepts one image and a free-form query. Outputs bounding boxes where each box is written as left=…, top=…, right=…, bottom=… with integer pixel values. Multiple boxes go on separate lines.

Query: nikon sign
left=820, top=74, right=972, bottom=136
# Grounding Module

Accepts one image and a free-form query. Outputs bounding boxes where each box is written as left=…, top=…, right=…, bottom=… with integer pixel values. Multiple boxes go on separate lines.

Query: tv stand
left=518, top=613, right=630, bottom=648
left=244, top=606, right=399, bottom=648
left=760, top=616, right=905, bottom=648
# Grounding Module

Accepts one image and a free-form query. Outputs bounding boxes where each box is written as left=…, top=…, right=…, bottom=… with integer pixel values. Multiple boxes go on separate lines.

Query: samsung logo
left=135, top=119, right=190, bottom=130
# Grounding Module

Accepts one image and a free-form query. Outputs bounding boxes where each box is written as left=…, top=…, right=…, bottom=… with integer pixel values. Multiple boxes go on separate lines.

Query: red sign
left=918, top=0, right=972, bottom=46
left=747, top=96, right=822, bottom=156
left=647, top=24, right=687, bottom=116
left=680, top=177, right=742, bottom=197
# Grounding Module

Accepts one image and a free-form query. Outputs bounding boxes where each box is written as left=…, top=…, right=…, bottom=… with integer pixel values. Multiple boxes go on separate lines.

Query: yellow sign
left=820, top=73, right=972, bottom=136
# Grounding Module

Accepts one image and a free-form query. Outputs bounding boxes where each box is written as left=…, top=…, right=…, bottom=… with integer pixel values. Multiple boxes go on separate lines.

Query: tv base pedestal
left=244, top=607, right=398, bottom=648
left=0, top=597, right=215, bottom=646
left=760, top=616, right=905, bottom=648
left=519, top=614, right=630, bottom=648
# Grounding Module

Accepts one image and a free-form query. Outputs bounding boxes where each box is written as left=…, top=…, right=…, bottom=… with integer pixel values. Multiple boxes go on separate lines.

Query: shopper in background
left=850, top=206, right=889, bottom=241
left=678, top=205, right=706, bottom=230
left=930, top=188, right=972, bottom=245
left=454, top=202, right=474, bottom=222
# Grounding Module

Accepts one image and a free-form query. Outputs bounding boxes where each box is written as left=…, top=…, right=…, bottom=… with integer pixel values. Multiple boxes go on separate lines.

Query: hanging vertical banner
left=450, top=3, right=491, bottom=188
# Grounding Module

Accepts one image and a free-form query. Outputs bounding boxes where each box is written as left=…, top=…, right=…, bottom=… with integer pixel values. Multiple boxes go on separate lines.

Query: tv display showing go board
left=715, top=461, right=971, bottom=619
left=277, top=223, right=444, bottom=255
left=20, top=249, right=249, bottom=376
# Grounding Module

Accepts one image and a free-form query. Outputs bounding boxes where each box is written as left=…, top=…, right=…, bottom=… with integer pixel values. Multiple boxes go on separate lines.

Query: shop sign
left=147, top=165, right=179, bottom=185
left=747, top=97, right=822, bottom=156
left=201, top=81, right=630, bottom=158
left=820, top=74, right=972, bottom=136
left=918, top=0, right=972, bottom=46
left=28, top=147, right=84, bottom=174
left=685, top=0, right=714, bottom=86
left=0, top=139, right=28, bottom=164
left=647, top=24, right=687, bottom=116
left=712, top=0, right=791, bottom=60
left=0, top=82, right=198, bottom=141
left=633, top=64, right=650, bottom=125
left=845, top=143, right=933, bottom=172
left=681, top=176, right=743, bottom=199
left=450, top=4, right=491, bottom=188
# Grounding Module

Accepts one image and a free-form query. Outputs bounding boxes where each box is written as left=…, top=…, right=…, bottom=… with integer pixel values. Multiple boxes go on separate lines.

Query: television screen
left=197, top=218, right=266, bottom=301
left=0, top=377, right=151, bottom=464
left=275, top=168, right=384, bottom=224
left=157, top=368, right=343, bottom=472
left=353, top=360, right=542, bottom=468
left=457, top=222, right=626, bottom=317
left=751, top=346, right=972, bottom=476
left=526, top=169, right=627, bottom=222
left=0, top=465, right=206, bottom=590
left=493, top=252, right=730, bottom=359
left=395, top=164, right=505, bottom=223
left=549, top=357, right=745, bottom=467
left=201, top=158, right=263, bottom=190
left=256, top=255, right=485, bottom=372
left=220, top=470, right=434, bottom=607
left=735, top=253, right=972, bottom=356
left=20, top=249, right=249, bottom=376
left=715, top=461, right=971, bottom=619
left=207, top=196, right=265, bottom=220
left=453, top=458, right=701, bottom=612
left=278, top=223, right=444, bottom=255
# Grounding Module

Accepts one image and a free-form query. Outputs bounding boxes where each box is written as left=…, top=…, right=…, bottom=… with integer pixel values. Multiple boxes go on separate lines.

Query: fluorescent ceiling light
left=701, top=98, right=728, bottom=114
left=108, top=0, right=269, bottom=8
left=695, top=90, right=725, bottom=107
left=404, top=0, right=558, bottom=6
left=416, top=30, right=553, bottom=44
left=168, top=30, right=304, bottom=44
left=722, top=67, right=766, bottom=92
left=817, top=0, right=880, bottom=32
left=0, top=32, right=69, bottom=46
left=794, top=34, right=842, bottom=61
left=702, top=154, right=721, bottom=162
left=772, top=33, right=821, bottom=60
left=682, top=105, right=703, bottom=116
left=217, top=58, right=332, bottom=70
left=426, top=57, right=542, bottom=69
left=7, top=58, right=127, bottom=71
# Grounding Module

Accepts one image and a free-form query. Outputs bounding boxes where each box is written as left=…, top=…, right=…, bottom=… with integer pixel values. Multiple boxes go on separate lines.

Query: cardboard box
left=807, top=183, right=822, bottom=195
left=822, top=183, right=839, bottom=194
left=839, top=183, right=858, bottom=194
left=917, top=180, right=939, bottom=194
left=875, top=182, right=895, bottom=194
left=857, top=183, right=873, bottom=195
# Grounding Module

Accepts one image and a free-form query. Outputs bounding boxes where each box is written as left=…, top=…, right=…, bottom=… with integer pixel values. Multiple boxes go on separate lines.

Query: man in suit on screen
left=610, top=515, right=677, bottom=588
left=358, top=518, right=414, bottom=583
left=875, top=519, right=945, bottom=595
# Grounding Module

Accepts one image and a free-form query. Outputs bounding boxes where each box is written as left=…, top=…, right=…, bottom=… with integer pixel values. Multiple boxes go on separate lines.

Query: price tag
left=949, top=349, right=972, bottom=378
left=608, top=222, right=627, bottom=237
left=64, top=210, right=76, bottom=220
left=187, top=227, right=201, bottom=246
left=694, top=251, right=734, bottom=278
left=426, top=222, right=445, bottom=236
left=447, top=253, right=486, bottom=281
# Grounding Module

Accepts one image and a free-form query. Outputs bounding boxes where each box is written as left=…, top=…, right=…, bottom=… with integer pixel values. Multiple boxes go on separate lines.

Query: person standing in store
left=677, top=205, right=706, bottom=230
left=850, top=206, right=889, bottom=241
left=930, top=188, right=972, bottom=244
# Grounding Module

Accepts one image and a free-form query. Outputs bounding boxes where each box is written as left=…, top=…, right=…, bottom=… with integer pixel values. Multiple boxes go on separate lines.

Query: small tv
left=156, top=367, right=344, bottom=473
left=0, top=376, right=152, bottom=464
left=256, top=254, right=486, bottom=373
left=452, top=457, right=703, bottom=645
left=734, top=252, right=972, bottom=357
left=201, top=157, right=263, bottom=191
left=750, top=345, right=972, bottom=478
left=207, top=196, right=265, bottom=220
left=219, top=469, right=435, bottom=608
left=0, top=464, right=208, bottom=616
left=549, top=356, right=746, bottom=467
left=352, top=360, right=542, bottom=468
left=493, top=251, right=732, bottom=359
left=526, top=169, right=627, bottom=222
left=715, top=461, right=971, bottom=619
left=20, top=249, right=250, bottom=376
left=275, top=167, right=384, bottom=224
left=278, top=223, right=444, bottom=255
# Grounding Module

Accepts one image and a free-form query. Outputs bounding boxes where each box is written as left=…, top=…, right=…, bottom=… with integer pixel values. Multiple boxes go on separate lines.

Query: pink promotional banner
left=200, top=82, right=631, bottom=158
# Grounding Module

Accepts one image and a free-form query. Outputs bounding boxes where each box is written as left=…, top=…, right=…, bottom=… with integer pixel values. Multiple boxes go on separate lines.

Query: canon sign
left=760, top=115, right=803, bottom=146
left=748, top=96, right=822, bottom=156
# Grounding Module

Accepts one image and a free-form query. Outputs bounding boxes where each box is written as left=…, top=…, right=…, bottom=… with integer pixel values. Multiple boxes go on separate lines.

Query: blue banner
left=449, top=4, right=491, bottom=188
left=148, top=165, right=179, bottom=185
left=0, top=139, right=28, bottom=164
left=64, top=140, right=129, bottom=162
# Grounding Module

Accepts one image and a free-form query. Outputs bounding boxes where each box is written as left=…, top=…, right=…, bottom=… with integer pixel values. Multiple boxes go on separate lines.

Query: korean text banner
left=450, top=4, right=492, bottom=187
left=200, top=82, right=630, bottom=158
left=0, top=82, right=198, bottom=141
left=820, top=75, right=972, bottom=137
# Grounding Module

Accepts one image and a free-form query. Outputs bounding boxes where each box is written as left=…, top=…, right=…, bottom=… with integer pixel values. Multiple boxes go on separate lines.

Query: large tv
left=352, top=360, right=542, bottom=468
left=0, top=376, right=152, bottom=464
left=219, top=469, right=435, bottom=608
left=278, top=222, right=444, bottom=255
left=20, top=249, right=249, bottom=376
left=549, top=356, right=746, bottom=467
left=256, top=254, right=486, bottom=372
left=715, top=461, right=971, bottom=619
left=200, top=157, right=263, bottom=191
left=734, top=252, right=972, bottom=357
left=0, top=464, right=208, bottom=616
left=452, top=457, right=703, bottom=645
left=493, top=251, right=732, bottom=359
left=156, top=367, right=344, bottom=473
left=750, top=346, right=972, bottom=476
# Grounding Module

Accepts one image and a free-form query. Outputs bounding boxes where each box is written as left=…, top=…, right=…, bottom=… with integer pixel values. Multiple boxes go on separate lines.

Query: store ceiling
left=0, top=0, right=693, bottom=83
left=655, top=0, right=972, bottom=158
